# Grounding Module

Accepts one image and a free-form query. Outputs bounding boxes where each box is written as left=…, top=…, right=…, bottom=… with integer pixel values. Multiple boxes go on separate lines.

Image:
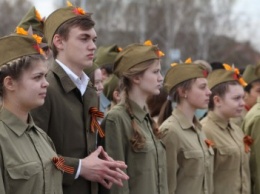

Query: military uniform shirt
left=242, top=97, right=260, bottom=194
left=101, top=99, right=168, bottom=194
left=160, top=108, right=214, bottom=194
left=201, top=111, right=250, bottom=194
left=0, top=108, right=62, bottom=194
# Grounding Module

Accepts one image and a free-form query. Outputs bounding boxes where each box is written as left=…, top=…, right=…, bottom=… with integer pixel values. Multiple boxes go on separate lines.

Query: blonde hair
left=120, top=59, right=160, bottom=150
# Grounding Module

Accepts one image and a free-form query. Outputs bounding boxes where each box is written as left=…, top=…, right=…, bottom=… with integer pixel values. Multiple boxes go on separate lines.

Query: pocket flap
left=183, top=150, right=204, bottom=159
left=218, top=147, right=236, bottom=155
left=7, top=162, right=41, bottom=180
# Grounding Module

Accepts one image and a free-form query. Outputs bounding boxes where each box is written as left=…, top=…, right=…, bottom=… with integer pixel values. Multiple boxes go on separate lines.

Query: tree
left=0, top=0, right=31, bottom=36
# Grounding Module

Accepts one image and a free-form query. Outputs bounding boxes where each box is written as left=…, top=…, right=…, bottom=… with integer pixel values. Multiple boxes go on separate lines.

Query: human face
left=13, top=60, right=49, bottom=111
left=217, top=84, right=245, bottom=118
left=138, top=60, right=163, bottom=97
left=244, top=81, right=260, bottom=108
left=94, top=68, right=104, bottom=96
left=59, top=27, right=97, bottom=74
left=186, top=78, right=211, bottom=109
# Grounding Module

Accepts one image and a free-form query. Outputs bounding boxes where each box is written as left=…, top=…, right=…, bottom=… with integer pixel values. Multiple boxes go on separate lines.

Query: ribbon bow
left=52, top=157, right=74, bottom=174
left=205, top=139, right=214, bottom=148
left=243, top=135, right=253, bottom=153
left=223, top=63, right=247, bottom=87
left=89, top=107, right=105, bottom=138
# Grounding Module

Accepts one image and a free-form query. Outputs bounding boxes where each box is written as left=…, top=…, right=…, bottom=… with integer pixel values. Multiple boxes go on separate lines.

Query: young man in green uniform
left=31, top=3, right=128, bottom=194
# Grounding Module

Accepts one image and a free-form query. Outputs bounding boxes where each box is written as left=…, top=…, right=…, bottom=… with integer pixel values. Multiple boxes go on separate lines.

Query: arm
left=160, top=126, right=179, bottom=194
left=100, top=115, right=130, bottom=194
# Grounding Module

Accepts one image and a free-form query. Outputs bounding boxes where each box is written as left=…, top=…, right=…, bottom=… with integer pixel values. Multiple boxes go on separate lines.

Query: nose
left=158, top=72, right=164, bottom=82
left=89, top=40, right=97, bottom=51
left=206, top=87, right=212, bottom=95
left=240, top=98, right=245, bottom=106
left=42, top=78, right=49, bottom=88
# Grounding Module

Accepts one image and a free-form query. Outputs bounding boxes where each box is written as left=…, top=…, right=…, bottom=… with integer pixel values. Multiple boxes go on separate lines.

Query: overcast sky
left=30, top=0, right=260, bottom=51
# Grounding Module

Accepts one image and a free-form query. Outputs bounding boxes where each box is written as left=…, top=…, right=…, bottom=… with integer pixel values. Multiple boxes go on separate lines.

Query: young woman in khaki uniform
left=201, top=64, right=250, bottom=194
left=100, top=43, right=168, bottom=194
left=0, top=33, right=63, bottom=194
left=159, top=62, right=214, bottom=194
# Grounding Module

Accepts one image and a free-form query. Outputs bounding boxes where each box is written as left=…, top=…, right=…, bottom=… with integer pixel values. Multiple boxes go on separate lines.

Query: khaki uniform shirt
left=0, top=108, right=62, bottom=194
left=201, top=111, right=250, bottom=194
left=100, top=100, right=168, bottom=194
left=242, top=97, right=260, bottom=194
left=159, top=108, right=214, bottom=194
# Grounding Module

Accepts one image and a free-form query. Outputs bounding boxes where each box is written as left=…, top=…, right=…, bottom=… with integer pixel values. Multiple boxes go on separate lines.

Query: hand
left=80, top=146, right=129, bottom=189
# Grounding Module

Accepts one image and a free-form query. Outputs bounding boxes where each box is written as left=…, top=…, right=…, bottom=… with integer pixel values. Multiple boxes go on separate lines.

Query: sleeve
left=100, top=115, right=129, bottom=194
left=0, top=148, right=6, bottom=194
left=160, top=125, right=179, bottom=194
left=245, top=116, right=260, bottom=194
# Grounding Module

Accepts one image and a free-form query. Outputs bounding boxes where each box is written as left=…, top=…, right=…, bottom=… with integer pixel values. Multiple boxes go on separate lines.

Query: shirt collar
left=207, top=111, right=234, bottom=131
left=172, top=108, right=201, bottom=130
left=0, top=108, right=37, bottom=136
left=56, top=59, right=89, bottom=95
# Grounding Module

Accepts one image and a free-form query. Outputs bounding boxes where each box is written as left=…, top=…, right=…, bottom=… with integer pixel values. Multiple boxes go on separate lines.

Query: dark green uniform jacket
left=0, top=108, right=62, bottom=194
left=31, top=62, right=98, bottom=194
left=100, top=100, right=168, bottom=194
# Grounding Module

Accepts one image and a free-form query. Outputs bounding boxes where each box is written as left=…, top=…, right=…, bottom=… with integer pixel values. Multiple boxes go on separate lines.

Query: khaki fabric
left=100, top=99, right=168, bottom=194
left=0, top=108, right=62, bottom=194
left=242, top=64, right=260, bottom=84
left=31, top=61, right=98, bottom=194
left=242, top=97, right=260, bottom=194
left=159, top=108, right=214, bottom=194
left=201, top=111, right=251, bottom=194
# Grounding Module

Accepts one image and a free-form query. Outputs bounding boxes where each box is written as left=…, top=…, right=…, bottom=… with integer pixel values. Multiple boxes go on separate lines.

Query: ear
left=177, top=87, right=187, bottom=98
left=113, top=90, right=121, bottom=103
left=132, top=75, right=142, bottom=85
left=53, top=34, right=64, bottom=50
left=244, top=92, right=249, bottom=100
left=3, top=76, right=16, bottom=92
left=213, top=95, right=222, bottom=108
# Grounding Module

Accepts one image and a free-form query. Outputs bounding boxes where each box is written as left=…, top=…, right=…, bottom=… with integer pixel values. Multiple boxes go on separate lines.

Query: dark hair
left=158, top=79, right=196, bottom=126
left=208, top=80, right=240, bottom=110
left=0, top=54, right=46, bottom=97
left=52, top=15, right=95, bottom=58
left=100, top=63, right=113, bottom=76
left=121, top=59, right=160, bottom=150
left=244, top=79, right=260, bottom=93
left=147, top=88, right=168, bottom=117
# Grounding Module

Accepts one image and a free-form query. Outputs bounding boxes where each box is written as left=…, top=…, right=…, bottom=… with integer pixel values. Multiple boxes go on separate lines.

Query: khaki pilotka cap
left=44, top=4, right=92, bottom=47
left=164, top=63, right=208, bottom=93
left=113, top=43, right=163, bottom=77
left=207, top=64, right=247, bottom=89
left=15, top=6, right=45, bottom=38
left=242, top=64, right=260, bottom=84
left=0, top=35, right=43, bottom=66
left=94, top=45, right=121, bottom=68
left=103, top=74, right=119, bottom=101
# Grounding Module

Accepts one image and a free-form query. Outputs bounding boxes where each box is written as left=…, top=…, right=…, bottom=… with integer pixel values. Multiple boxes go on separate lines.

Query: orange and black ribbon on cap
left=89, top=107, right=105, bottom=138
left=244, top=135, right=253, bottom=153
left=52, top=157, right=74, bottom=174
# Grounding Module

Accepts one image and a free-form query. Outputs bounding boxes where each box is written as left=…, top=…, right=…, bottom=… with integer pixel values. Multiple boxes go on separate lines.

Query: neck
left=128, top=87, right=148, bottom=110
left=213, top=108, right=229, bottom=122
left=56, top=57, right=83, bottom=78
left=176, top=101, right=196, bottom=125
left=3, top=98, right=29, bottom=124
